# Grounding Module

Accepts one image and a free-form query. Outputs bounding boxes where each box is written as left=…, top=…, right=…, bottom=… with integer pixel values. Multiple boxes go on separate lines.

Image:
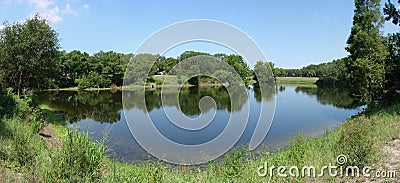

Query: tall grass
left=35, top=129, right=105, bottom=182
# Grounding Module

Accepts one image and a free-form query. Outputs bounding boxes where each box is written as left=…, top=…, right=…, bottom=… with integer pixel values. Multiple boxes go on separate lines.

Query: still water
left=36, top=85, right=363, bottom=163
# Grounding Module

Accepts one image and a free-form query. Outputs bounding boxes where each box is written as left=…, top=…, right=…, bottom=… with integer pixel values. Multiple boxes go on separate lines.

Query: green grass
left=39, top=104, right=67, bottom=137
left=276, top=77, right=319, bottom=85
left=0, top=90, right=399, bottom=182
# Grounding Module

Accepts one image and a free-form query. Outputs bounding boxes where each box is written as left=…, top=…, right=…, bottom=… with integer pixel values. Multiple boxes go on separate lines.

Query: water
left=36, top=85, right=363, bottom=163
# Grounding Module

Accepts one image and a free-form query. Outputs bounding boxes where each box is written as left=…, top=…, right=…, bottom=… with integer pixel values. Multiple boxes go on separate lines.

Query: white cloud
left=3, top=0, right=89, bottom=24
left=62, top=3, right=77, bottom=16
left=27, top=0, right=62, bottom=23
left=0, top=25, right=5, bottom=30
left=83, top=4, right=89, bottom=11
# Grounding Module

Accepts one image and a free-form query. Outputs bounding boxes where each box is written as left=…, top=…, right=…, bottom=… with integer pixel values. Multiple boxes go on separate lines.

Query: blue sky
left=0, top=0, right=398, bottom=68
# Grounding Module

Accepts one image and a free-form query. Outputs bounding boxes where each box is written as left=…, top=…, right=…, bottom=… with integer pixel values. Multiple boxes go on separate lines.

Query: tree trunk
left=368, top=77, right=374, bottom=108
left=17, top=71, right=22, bottom=97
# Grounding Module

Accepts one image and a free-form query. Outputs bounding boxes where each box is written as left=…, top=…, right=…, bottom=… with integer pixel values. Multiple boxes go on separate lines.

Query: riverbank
left=0, top=91, right=399, bottom=182
left=275, top=77, right=319, bottom=85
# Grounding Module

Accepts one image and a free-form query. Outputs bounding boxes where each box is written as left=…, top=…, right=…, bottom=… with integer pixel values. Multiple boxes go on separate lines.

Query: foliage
left=223, top=54, right=253, bottom=82
left=75, top=71, right=111, bottom=90
left=315, top=58, right=348, bottom=86
left=92, top=51, right=127, bottom=86
left=178, top=51, right=210, bottom=61
left=384, top=33, right=400, bottom=102
left=58, top=50, right=128, bottom=89
left=384, top=0, right=400, bottom=26
left=125, top=53, right=159, bottom=85
left=57, top=50, right=91, bottom=88
left=337, top=117, right=376, bottom=168
left=46, top=129, right=105, bottom=182
left=0, top=15, right=60, bottom=95
left=345, top=0, right=388, bottom=106
left=0, top=88, right=16, bottom=119
left=253, top=61, right=274, bottom=83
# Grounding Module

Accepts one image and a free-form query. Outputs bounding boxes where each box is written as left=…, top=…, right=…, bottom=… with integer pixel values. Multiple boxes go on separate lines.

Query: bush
left=0, top=88, right=16, bottom=118
left=336, top=117, right=376, bottom=168
left=46, top=129, right=105, bottom=182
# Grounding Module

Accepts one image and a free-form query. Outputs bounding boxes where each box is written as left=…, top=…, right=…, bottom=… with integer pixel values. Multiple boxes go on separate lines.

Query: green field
left=275, top=77, right=319, bottom=85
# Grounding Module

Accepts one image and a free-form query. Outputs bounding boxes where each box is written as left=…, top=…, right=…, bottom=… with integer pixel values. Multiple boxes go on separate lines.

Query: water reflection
left=36, top=91, right=123, bottom=123
left=36, top=86, right=249, bottom=123
left=294, top=86, right=362, bottom=109
left=35, top=85, right=364, bottom=163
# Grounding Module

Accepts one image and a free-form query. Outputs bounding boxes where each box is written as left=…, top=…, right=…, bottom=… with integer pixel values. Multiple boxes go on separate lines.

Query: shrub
left=0, top=88, right=16, bottom=118
left=336, top=117, right=376, bottom=168
left=48, top=129, right=105, bottom=182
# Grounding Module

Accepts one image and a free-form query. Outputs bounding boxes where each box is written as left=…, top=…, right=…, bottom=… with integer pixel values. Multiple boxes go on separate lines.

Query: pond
left=35, top=85, right=363, bottom=164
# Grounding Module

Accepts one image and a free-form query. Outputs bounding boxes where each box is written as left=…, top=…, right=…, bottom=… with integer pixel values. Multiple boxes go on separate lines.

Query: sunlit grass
left=276, top=77, right=319, bottom=85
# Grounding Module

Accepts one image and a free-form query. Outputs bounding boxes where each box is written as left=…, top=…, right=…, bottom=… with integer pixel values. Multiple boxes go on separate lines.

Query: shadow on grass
left=0, top=89, right=17, bottom=139
left=364, top=103, right=400, bottom=117
left=40, top=108, right=67, bottom=126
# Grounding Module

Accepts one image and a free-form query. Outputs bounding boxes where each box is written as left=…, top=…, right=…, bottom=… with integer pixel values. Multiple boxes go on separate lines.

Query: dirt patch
left=0, top=167, right=25, bottom=183
left=383, top=139, right=400, bottom=171
left=39, top=123, right=61, bottom=149
left=353, top=138, right=400, bottom=183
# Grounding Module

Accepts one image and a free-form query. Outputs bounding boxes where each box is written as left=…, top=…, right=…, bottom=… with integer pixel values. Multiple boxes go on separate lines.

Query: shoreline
left=1, top=89, right=399, bottom=182
left=42, top=78, right=317, bottom=92
left=40, top=104, right=399, bottom=182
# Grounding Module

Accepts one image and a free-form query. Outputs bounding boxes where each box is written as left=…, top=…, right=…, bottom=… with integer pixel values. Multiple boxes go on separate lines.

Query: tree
left=385, top=33, right=400, bottom=99
left=384, top=0, right=400, bottom=26
left=223, top=55, right=252, bottom=82
left=124, top=54, right=159, bottom=85
left=253, top=61, right=274, bottom=83
left=58, top=50, right=91, bottom=88
left=316, top=58, right=348, bottom=86
left=91, top=51, right=126, bottom=86
left=345, top=0, right=388, bottom=106
left=75, top=71, right=111, bottom=90
left=162, top=57, right=178, bottom=73
left=0, top=15, right=60, bottom=95
left=178, top=51, right=210, bottom=62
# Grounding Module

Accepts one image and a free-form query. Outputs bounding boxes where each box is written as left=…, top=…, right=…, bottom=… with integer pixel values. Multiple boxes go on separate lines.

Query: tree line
left=268, top=0, right=400, bottom=106
left=1, top=0, right=400, bottom=107
left=0, top=16, right=256, bottom=92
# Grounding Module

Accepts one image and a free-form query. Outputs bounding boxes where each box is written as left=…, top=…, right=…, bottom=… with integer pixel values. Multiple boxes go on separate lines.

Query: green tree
left=162, top=57, right=178, bottom=73
left=384, top=0, right=400, bottom=25
left=58, top=50, right=91, bottom=88
left=253, top=61, right=274, bottom=83
left=0, top=15, right=60, bottom=95
left=345, top=0, right=388, bottom=106
left=223, top=55, right=252, bottom=82
left=124, top=54, right=159, bottom=85
left=178, top=51, right=210, bottom=62
left=385, top=33, right=400, bottom=100
left=75, top=71, right=111, bottom=90
left=316, top=58, right=348, bottom=86
left=91, top=51, right=126, bottom=86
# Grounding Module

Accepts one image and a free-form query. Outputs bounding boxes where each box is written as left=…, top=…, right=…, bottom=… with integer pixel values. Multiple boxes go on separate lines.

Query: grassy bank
left=0, top=89, right=399, bottom=182
left=276, top=77, right=319, bottom=85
